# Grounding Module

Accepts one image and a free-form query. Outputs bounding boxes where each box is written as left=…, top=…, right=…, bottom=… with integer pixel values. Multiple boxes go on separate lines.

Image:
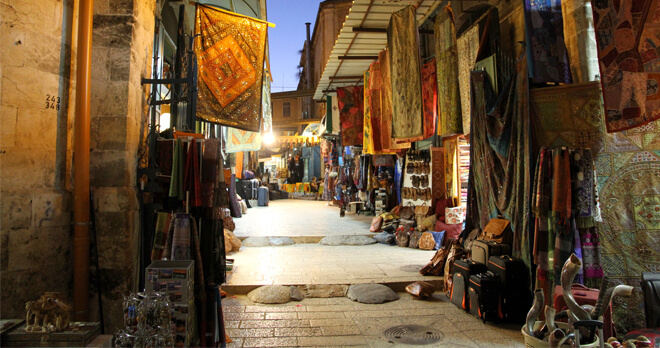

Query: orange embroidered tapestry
left=194, top=4, right=267, bottom=132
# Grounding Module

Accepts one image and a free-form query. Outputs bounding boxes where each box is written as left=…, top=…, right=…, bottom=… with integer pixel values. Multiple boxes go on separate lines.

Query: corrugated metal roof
left=313, top=0, right=443, bottom=100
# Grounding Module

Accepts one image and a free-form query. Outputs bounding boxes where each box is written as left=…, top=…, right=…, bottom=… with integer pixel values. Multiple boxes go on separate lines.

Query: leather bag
left=408, top=230, right=422, bottom=249
left=399, top=203, right=415, bottom=220
left=395, top=226, right=412, bottom=247
left=481, top=217, right=512, bottom=245
left=418, top=232, right=436, bottom=250
left=369, top=216, right=383, bottom=232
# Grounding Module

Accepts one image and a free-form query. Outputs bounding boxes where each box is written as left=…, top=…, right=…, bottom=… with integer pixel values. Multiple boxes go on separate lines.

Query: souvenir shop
left=310, top=0, right=660, bottom=344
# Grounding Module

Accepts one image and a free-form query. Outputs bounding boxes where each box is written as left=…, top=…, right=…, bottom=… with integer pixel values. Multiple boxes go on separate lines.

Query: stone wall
left=1, top=0, right=155, bottom=333
left=89, top=0, right=155, bottom=331
left=1, top=0, right=75, bottom=319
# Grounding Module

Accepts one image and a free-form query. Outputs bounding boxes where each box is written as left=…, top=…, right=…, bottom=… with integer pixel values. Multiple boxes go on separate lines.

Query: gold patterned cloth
left=435, top=5, right=463, bottom=136
left=387, top=6, right=424, bottom=141
left=194, top=4, right=267, bottom=132
left=457, top=25, right=479, bottom=135
left=378, top=49, right=410, bottom=150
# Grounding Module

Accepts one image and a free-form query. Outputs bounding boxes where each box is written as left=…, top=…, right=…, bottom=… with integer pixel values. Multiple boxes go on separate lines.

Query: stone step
left=236, top=235, right=377, bottom=244
left=222, top=279, right=444, bottom=296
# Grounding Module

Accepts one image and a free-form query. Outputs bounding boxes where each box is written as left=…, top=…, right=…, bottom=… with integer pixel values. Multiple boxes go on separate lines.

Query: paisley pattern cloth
left=523, top=0, right=572, bottom=84
left=435, top=5, right=463, bottom=136
left=337, top=86, right=364, bottom=147
left=464, top=57, right=532, bottom=265
left=378, top=49, right=410, bottom=150
left=194, top=5, right=267, bottom=132
left=592, top=0, right=660, bottom=132
left=388, top=6, right=424, bottom=141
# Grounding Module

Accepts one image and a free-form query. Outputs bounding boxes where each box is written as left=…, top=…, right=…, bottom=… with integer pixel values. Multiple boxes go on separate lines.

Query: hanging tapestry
left=591, top=0, right=660, bottom=132
left=464, top=57, right=532, bottom=265
left=431, top=147, right=446, bottom=201
left=337, top=86, right=364, bottom=147
left=170, top=213, right=192, bottom=260
left=378, top=49, right=410, bottom=150
left=523, top=0, right=572, bottom=84
left=184, top=139, right=202, bottom=207
left=363, top=70, right=375, bottom=154
left=422, top=59, right=438, bottom=140
left=561, top=0, right=599, bottom=83
left=194, top=4, right=267, bottom=132
left=201, top=138, right=219, bottom=208
left=387, top=6, right=424, bottom=141
left=435, top=5, right=463, bottom=136
left=457, top=26, right=479, bottom=134
left=530, top=82, right=606, bottom=154
left=225, top=127, right=261, bottom=153
left=368, top=62, right=386, bottom=153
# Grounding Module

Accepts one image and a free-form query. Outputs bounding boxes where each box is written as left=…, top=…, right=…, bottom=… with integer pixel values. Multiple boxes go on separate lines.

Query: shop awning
left=313, top=0, right=443, bottom=101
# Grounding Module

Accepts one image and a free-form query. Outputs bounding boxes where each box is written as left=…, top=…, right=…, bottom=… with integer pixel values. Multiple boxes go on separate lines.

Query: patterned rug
left=591, top=0, right=660, bottom=132
left=434, top=5, right=463, bottom=136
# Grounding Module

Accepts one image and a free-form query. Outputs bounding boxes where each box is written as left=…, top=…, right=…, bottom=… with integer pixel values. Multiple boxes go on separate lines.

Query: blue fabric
left=394, top=159, right=402, bottom=204
left=429, top=231, right=445, bottom=250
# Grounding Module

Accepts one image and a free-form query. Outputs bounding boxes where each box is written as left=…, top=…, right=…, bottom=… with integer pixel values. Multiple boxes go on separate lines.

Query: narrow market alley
left=220, top=200, right=524, bottom=347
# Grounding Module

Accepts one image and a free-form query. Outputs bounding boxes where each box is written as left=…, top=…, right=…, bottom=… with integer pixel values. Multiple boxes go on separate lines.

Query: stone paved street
left=223, top=199, right=525, bottom=347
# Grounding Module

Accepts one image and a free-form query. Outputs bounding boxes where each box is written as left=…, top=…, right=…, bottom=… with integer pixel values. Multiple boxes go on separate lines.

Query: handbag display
left=417, top=214, right=437, bottom=232
left=395, top=226, right=412, bottom=247
left=399, top=203, right=416, bottom=220
left=369, top=216, right=383, bottom=232
left=420, top=245, right=450, bottom=276
left=481, top=217, right=513, bottom=245
left=408, top=231, right=422, bottom=249
left=418, top=232, right=436, bottom=250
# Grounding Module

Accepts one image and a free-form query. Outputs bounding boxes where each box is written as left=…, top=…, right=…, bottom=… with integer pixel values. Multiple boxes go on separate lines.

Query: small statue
left=24, top=292, right=71, bottom=333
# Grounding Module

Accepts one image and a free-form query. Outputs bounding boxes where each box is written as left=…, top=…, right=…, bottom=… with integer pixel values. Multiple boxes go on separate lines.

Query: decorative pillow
left=429, top=231, right=445, bottom=250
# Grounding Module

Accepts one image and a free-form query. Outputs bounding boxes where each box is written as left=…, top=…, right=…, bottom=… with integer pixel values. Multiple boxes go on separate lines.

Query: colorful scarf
left=170, top=213, right=192, bottom=260
left=337, top=86, right=364, bottom=146
left=201, top=138, right=219, bottom=208
left=551, top=148, right=571, bottom=223
left=184, top=139, right=202, bottom=207
left=571, top=149, right=595, bottom=228
left=151, top=212, right=172, bottom=261
left=578, top=226, right=604, bottom=288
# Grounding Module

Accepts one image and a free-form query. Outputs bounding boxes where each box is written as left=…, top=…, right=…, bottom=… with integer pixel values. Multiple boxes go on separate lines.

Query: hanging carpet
left=388, top=6, right=424, bottom=141
left=194, top=4, right=267, bottom=132
left=337, top=86, right=364, bottom=147
left=422, top=59, right=438, bottom=140
left=226, top=127, right=261, bottom=153
left=435, top=5, right=463, bottom=136
left=591, top=0, right=660, bottom=132
left=457, top=25, right=479, bottom=135
left=378, top=49, right=410, bottom=150
left=363, top=70, right=375, bottom=154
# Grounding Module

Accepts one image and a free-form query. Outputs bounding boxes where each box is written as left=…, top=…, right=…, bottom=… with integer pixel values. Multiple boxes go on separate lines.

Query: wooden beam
left=338, top=55, right=379, bottom=60
left=352, top=26, right=433, bottom=35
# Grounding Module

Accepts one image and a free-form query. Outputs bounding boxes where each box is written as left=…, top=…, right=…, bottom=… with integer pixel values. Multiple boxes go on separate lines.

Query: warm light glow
left=159, top=113, right=171, bottom=130
left=263, top=132, right=275, bottom=145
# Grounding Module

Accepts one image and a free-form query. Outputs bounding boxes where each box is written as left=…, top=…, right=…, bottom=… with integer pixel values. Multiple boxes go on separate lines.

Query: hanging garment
left=523, top=0, right=572, bottom=84
left=169, top=138, right=184, bottom=200
left=464, top=56, right=532, bottom=265
left=388, top=6, right=424, bottom=141
left=434, top=5, right=463, bottom=136
left=225, top=127, right=261, bottom=153
left=201, top=138, right=219, bottom=208
left=193, top=5, right=267, bottom=132
left=591, top=0, right=660, bottom=132
left=337, top=86, right=365, bottom=146
left=184, top=139, right=202, bottom=207
left=368, top=62, right=385, bottom=153
left=378, top=49, right=410, bottom=150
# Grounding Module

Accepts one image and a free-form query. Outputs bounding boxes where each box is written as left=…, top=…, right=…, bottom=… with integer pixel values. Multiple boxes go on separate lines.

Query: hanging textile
left=532, top=147, right=553, bottom=287
left=183, top=139, right=202, bottom=207
left=431, top=147, right=446, bottom=201
left=235, top=151, right=244, bottom=179
left=373, top=155, right=394, bottom=167
left=262, top=71, right=272, bottom=134
left=387, top=6, right=424, bottom=141
left=368, top=62, right=386, bottom=153
left=193, top=4, right=267, bottom=132
left=325, top=97, right=335, bottom=134
left=337, top=86, right=364, bottom=147
left=378, top=49, right=410, bottom=150
left=457, top=26, right=479, bottom=134
left=523, top=0, right=572, bottom=84
left=169, top=138, right=184, bottom=201
left=228, top=174, right=241, bottom=218
left=561, top=0, right=599, bottom=83
left=464, top=56, right=532, bottom=265
left=422, top=59, right=438, bottom=140
left=225, top=127, right=261, bottom=153
left=435, top=5, right=463, bottom=136
left=591, top=0, right=660, bottom=132
left=363, top=70, right=375, bottom=154
left=170, top=213, right=192, bottom=260
left=201, top=138, right=219, bottom=208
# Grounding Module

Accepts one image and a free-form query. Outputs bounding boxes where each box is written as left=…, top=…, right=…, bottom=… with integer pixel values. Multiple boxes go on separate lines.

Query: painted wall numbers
left=45, top=94, right=60, bottom=111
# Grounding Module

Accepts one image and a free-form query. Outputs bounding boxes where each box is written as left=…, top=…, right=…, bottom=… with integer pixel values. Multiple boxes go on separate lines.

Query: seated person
left=310, top=176, right=319, bottom=193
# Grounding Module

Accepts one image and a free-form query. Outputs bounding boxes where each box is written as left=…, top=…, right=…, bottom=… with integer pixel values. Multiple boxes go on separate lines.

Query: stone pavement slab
left=222, top=292, right=525, bottom=348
